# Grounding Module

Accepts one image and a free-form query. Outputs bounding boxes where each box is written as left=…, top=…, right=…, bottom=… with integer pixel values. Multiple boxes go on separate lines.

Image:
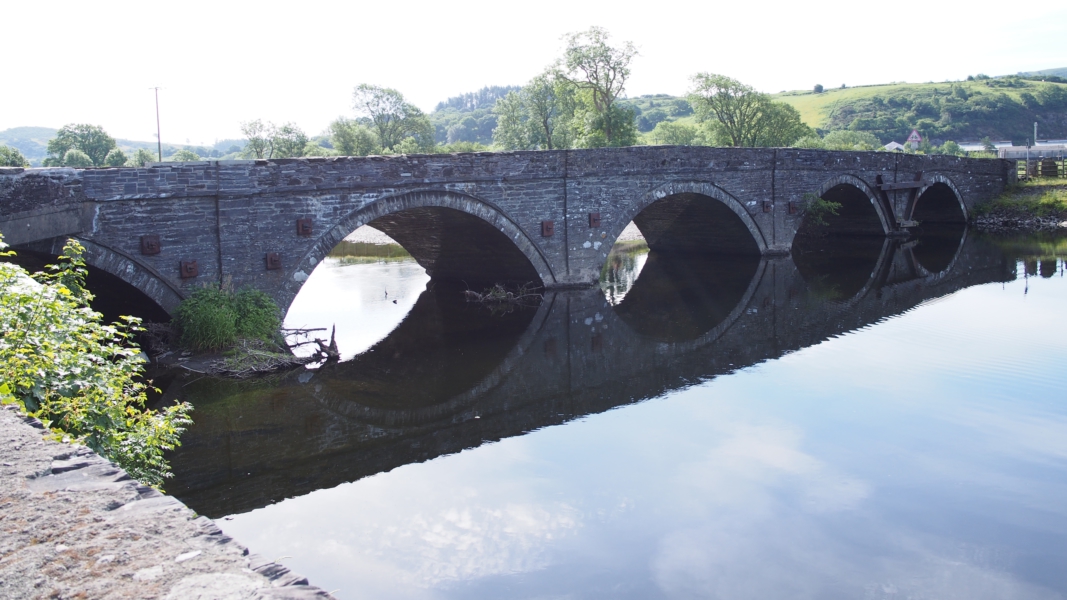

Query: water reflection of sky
left=226, top=260, right=1067, bottom=599
left=283, top=258, right=429, bottom=360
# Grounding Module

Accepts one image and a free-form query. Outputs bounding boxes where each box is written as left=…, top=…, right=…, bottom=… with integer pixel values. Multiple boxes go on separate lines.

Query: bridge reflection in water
left=165, top=227, right=1012, bottom=518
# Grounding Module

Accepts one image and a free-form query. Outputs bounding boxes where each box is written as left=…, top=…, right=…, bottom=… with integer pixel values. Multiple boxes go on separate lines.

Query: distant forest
left=429, top=86, right=520, bottom=145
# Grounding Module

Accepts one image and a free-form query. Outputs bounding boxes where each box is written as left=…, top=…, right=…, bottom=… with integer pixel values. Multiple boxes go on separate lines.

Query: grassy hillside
left=773, top=77, right=1067, bottom=144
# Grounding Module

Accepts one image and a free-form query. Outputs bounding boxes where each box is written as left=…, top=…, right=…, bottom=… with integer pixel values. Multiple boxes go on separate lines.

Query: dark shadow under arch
left=612, top=251, right=761, bottom=343
left=287, top=191, right=554, bottom=310
left=4, top=242, right=172, bottom=323
left=606, top=182, right=768, bottom=260
left=798, top=182, right=888, bottom=239
left=913, top=181, right=967, bottom=224
left=632, top=192, right=763, bottom=256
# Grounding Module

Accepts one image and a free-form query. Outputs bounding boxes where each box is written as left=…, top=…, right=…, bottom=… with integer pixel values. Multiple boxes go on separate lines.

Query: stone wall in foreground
left=0, top=404, right=334, bottom=599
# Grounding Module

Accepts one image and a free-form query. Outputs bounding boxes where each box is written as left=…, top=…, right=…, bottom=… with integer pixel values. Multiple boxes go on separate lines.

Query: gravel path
left=0, top=405, right=334, bottom=599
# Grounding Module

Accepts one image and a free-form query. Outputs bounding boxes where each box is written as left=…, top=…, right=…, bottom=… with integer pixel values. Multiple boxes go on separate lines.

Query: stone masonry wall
left=0, top=149, right=1013, bottom=315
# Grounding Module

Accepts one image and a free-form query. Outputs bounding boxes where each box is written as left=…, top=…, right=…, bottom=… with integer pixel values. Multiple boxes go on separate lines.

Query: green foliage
left=239, top=120, right=311, bottom=159
left=575, top=101, right=638, bottom=148
left=45, top=124, right=117, bottom=167
left=352, top=84, right=434, bottom=152
left=801, top=193, right=842, bottom=226
left=814, top=84, right=824, bottom=94
left=104, top=148, right=128, bottom=167
left=975, top=182, right=1067, bottom=218
left=649, top=121, right=704, bottom=146
left=169, top=148, right=201, bottom=161
left=329, top=117, right=380, bottom=156
left=820, top=80, right=1067, bottom=144
left=0, top=144, right=29, bottom=167
left=493, top=72, right=582, bottom=151
left=62, top=148, right=93, bottom=167
left=429, top=87, right=519, bottom=146
left=436, top=141, right=491, bottom=153
left=795, top=130, right=883, bottom=151
left=0, top=237, right=192, bottom=488
left=241, top=119, right=272, bottom=159
left=271, top=123, right=309, bottom=158
left=558, top=27, right=638, bottom=147
left=689, top=74, right=812, bottom=147
left=127, top=148, right=157, bottom=167
left=173, top=287, right=281, bottom=351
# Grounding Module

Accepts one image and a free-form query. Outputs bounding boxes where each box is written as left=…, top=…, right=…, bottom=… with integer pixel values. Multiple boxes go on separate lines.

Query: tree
left=814, top=130, right=883, bottom=151
left=649, top=121, right=703, bottom=146
left=524, top=72, right=578, bottom=150
left=492, top=91, right=534, bottom=151
left=0, top=145, right=29, bottom=167
left=127, top=148, right=157, bottom=167
left=814, top=84, right=824, bottom=93
left=62, top=149, right=93, bottom=167
left=271, top=123, right=309, bottom=158
left=981, top=136, right=996, bottom=152
left=169, top=149, right=201, bottom=161
left=558, top=27, right=638, bottom=146
left=688, top=74, right=769, bottom=147
left=329, top=117, right=380, bottom=156
left=576, top=102, right=638, bottom=148
left=44, top=124, right=117, bottom=167
left=938, top=140, right=965, bottom=156
left=689, top=74, right=812, bottom=147
left=241, top=119, right=273, bottom=159
left=352, top=84, right=433, bottom=152
left=492, top=72, right=578, bottom=151
left=104, top=148, right=128, bottom=167
left=753, top=102, right=813, bottom=147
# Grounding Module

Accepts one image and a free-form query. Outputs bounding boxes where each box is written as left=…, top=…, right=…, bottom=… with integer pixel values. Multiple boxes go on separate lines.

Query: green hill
left=773, top=76, right=1067, bottom=144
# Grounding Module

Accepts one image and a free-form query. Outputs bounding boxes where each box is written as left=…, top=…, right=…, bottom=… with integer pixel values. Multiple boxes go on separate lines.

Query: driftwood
left=209, top=339, right=322, bottom=379
left=463, top=283, right=543, bottom=307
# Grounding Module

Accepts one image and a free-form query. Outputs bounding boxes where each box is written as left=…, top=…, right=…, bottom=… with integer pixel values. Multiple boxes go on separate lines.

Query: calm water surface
left=166, top=231, right=1067, bottom=599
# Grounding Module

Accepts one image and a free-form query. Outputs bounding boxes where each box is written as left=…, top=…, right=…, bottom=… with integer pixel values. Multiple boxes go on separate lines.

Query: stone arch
left=31, top=236, right=185, bottom=316
left=805, top=174, right=891, bottom=235
left=606, top=180, right=769, bottom=258
left=284, top=189, right=556, bottom=309
left=909, top=174, right=967, bottom=223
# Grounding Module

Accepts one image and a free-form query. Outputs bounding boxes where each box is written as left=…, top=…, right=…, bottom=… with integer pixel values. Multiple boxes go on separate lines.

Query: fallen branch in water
left=463, top=282, right=543, bottom=307
left=210, top=339, right=323, bottom=379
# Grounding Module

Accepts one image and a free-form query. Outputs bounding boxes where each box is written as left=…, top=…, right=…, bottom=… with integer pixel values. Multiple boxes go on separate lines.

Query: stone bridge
left=0, top=148, right=1013, bottom=315
left=163, top=231, right=1013, bottom=517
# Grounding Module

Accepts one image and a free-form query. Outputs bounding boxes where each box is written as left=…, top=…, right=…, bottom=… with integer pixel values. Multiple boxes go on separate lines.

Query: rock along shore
left=0, top=405, right=335, bottom=599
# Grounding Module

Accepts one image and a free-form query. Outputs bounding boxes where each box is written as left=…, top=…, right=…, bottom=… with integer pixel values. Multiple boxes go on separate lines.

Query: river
left=163, top=227, right=1067, bottom=599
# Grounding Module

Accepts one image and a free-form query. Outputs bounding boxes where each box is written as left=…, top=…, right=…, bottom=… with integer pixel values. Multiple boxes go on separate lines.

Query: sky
left=3, top=0, right=1066, bottom=146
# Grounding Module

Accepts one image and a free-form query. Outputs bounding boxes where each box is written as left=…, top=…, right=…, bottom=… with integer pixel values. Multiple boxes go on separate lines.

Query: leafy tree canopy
left=558, top=27, right=638, bottom=147
left=0, top=145, right=29, bottom=167
left=352, top=84, right=434, bottom=152
left=689, top=73, right=811, bottom=147
left=44, top=124, right=117, bottom=167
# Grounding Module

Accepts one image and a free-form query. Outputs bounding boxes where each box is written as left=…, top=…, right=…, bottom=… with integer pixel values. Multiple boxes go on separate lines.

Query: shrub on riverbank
left=975, top=180, right=1067, bottom=218
left=0, top=237, right=192, bottom=488
left=174, top=286, right=282, bottom=351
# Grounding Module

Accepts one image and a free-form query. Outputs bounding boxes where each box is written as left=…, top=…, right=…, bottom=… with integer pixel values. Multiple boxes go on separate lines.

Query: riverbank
left=972, top=179, right=1067, bottom=234
left=0, top=405, right=334, bottom=599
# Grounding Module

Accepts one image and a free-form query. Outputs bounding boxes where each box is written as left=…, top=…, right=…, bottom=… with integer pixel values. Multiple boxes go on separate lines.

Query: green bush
left=174, top=286, right=281, bottom=351
left=0, top=237, right=192, bottom=488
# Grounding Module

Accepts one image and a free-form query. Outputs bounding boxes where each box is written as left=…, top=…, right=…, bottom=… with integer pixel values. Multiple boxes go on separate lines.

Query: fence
left=1015, top=156, right=1066, bottom=180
